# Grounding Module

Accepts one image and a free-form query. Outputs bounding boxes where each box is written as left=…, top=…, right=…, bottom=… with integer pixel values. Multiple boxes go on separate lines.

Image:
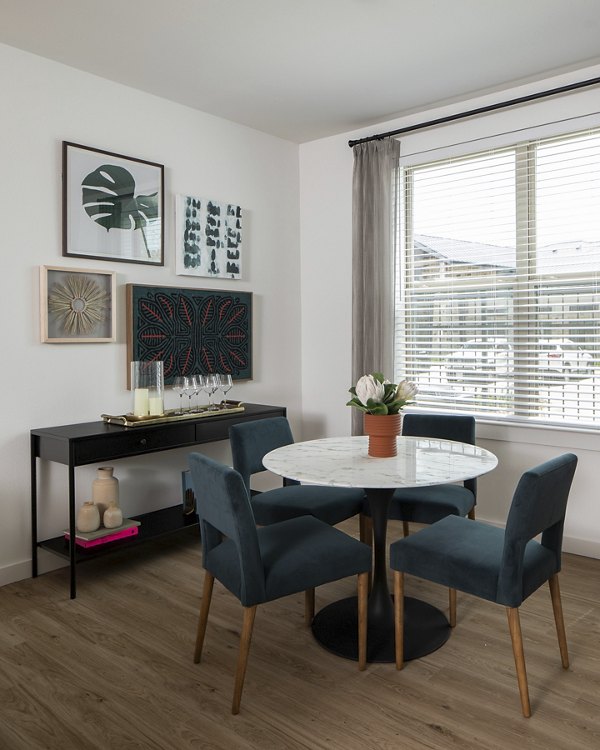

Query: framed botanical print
left=40, top=266, right=116, bottom=343
left=62, top=141, right=164, bottom=266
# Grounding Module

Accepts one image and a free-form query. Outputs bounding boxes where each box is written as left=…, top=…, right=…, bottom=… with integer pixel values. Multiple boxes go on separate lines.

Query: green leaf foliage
left=368, top=401, right=388, bottom=415
left=82, top=164, right=158, bottom=233
left=346, top=397, right=368, bottom=412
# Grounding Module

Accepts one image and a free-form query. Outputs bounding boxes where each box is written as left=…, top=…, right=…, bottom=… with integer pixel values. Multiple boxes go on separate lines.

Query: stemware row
left=171, top=374, right=233, bottom=415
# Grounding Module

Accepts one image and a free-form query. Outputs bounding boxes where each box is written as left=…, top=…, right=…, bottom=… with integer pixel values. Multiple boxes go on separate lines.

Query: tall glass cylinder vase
left=131, top=361, right=164, bottom=417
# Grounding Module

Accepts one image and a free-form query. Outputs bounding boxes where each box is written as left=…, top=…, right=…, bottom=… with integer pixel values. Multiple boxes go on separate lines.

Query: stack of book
left=64, top=519, right=141, bottom=548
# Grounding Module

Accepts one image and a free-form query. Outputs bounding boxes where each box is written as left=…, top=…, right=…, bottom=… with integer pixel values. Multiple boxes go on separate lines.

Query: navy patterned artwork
left=175, top=194, right=242, bottom=279
left=127, top=284, right=252, bottom=384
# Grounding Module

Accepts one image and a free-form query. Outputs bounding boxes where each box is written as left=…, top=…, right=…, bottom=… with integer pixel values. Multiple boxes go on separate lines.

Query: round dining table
left=263, top=434, right=498, bottom=663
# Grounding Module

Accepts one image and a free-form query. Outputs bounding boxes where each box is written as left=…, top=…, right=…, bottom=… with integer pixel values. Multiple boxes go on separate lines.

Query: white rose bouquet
left=347, top=372, right=418, bottom=415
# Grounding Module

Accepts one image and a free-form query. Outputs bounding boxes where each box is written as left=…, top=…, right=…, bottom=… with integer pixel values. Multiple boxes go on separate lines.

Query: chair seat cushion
left=364, top=484, right=474, bottom=523
left=206, top=515, right=372, bottom=605
left=389, top=515, right=558, bottom=607
left=251, top=485, right=364, bottom=526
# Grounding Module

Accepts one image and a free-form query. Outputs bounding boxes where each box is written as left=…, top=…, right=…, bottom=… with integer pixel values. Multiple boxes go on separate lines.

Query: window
left=394, top=128, right=600, bottom=428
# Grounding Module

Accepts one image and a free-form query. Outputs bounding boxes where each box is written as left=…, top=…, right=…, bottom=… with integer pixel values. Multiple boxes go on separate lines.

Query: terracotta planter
left=364, top=413, right=402, bottom=458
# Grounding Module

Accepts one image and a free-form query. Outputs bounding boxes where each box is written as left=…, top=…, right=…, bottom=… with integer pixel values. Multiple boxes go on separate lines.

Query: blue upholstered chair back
left=497, top=453, right=577, bottom=604
left=229, top=417, right=300, bottom=489
left=188, top=452, right=267, bottom=604
left=402, top=413, right=477, bottom=496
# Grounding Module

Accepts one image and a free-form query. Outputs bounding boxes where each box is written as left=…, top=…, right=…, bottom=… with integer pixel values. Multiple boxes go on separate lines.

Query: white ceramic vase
left=76, top=501, right=101, bottom=533
left=103, top=501, right=123, bottom=529
left=92, top=466, right=119, bottom=520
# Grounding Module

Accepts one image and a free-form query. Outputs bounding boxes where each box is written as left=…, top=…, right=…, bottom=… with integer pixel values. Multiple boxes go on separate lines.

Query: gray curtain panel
left=351, top=138, right=401, bottom=435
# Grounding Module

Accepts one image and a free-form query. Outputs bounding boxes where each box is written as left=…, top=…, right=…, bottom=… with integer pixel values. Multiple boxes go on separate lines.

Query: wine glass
left=218, top=374, right=233, bottom=404
left=191, top=375, right=202, bottom=412
left=184, top=376, right=197, bottom=413
left=172, top=377, right=187, bottom=415
left=195, top=375, right=207, bottom=410
left=202, top=374, right=218, bottom=410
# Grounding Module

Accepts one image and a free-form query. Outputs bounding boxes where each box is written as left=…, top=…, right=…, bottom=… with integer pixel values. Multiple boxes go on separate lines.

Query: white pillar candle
left=148, top=396, right=163, bottom=416
left=133, top=388, right=149, bottom=416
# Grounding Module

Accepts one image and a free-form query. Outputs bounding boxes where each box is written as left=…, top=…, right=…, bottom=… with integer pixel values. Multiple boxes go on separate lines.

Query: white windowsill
left=405, top=407, right=600, bottom=450
left=476, top=418, right=600, bottom=450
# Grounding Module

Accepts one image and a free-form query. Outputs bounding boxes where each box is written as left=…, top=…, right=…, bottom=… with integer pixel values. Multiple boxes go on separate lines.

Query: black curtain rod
left=348, top=75, right=600, bottom=148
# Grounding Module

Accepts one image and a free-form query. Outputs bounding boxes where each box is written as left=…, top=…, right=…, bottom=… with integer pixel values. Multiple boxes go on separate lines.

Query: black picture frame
left=62, top=141, right=164, bottom=266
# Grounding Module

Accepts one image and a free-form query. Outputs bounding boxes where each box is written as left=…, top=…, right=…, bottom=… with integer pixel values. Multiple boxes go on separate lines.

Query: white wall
left=0, top=43, right=302, bottom=584
left=299, top=64, right=600, bottom=559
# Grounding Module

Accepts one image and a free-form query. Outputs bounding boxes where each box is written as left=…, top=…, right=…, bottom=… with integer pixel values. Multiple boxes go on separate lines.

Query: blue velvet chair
left=390, top=453, right=578, bottom=717
left=229, top=417, right=365, bottom=526
left=361, top=414, right=477, bottom=542
left=188, top=451, right=372, bottom=714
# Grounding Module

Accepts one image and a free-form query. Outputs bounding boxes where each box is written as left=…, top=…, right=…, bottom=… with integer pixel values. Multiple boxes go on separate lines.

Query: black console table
left=31, top=402, right=286, bottom=598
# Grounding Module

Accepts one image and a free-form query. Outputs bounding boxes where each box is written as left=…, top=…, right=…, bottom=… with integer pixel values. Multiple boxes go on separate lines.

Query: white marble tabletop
left=263, top=435, right=497, bottom=489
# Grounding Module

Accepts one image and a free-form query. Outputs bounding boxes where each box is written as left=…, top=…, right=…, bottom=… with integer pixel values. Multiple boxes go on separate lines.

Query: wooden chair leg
left=357, top=572, right=368, bottom=671
left=232, top=605, right=257, bottom=715
left=394, top=571, right=404, bottom=670
left=305, top=588, right=315, bottom=625
left=549, top=574, right=569, bottom=668
left=468, top=508, right=476, bottom=520
left=194, top=571, right=214, bottom=664
left=506, top=607, right=531, bottom=718
left=449, top=588, right=457, bottom=627
left=402, top=520, right=410, bottom=537
left=359, top=515, right=373, bottom=591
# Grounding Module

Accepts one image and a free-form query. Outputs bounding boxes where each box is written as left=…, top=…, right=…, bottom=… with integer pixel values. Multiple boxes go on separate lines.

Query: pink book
left=64, top=525, right=139, bottom=548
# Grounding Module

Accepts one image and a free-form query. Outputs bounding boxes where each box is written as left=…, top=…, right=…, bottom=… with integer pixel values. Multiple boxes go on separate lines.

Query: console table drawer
left=74, top=424, right=196, bottom=463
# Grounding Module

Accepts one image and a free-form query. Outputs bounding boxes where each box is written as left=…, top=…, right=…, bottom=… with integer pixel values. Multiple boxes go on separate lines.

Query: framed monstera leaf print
left=62, top=142, right=164, bottom=266
left=126, top=284, right=252, bottom=385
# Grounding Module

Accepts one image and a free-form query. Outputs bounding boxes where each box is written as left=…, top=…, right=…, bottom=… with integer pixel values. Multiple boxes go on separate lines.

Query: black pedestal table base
left=311, top=486, right=450, bottom=663
left=311, top=595, right=451, bottom=663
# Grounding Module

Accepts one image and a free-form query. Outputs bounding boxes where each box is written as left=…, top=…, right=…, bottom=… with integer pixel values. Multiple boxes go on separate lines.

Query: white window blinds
left=394, top=128, right=600, bottom=427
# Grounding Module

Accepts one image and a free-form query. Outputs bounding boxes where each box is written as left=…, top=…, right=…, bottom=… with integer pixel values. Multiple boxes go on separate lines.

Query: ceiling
left=2, top=0, right=600, bottom=143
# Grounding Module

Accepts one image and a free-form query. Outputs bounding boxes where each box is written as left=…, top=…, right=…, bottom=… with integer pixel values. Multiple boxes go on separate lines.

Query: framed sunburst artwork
left=40, top=266, right=116, bottom=343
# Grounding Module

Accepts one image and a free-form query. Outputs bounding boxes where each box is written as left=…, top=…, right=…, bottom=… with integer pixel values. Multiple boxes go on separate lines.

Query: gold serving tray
left=102, top=401, right=244, bottom=427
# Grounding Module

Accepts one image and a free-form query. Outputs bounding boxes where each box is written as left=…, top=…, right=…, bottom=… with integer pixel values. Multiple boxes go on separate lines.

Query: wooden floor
left=1, top=520, right=599, bottom=750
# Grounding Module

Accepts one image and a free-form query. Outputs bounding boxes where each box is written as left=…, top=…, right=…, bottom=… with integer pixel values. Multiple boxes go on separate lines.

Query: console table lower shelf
left=31, top=402, right=286, bottom=599
left=39, top=505, right=199, bottom=562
